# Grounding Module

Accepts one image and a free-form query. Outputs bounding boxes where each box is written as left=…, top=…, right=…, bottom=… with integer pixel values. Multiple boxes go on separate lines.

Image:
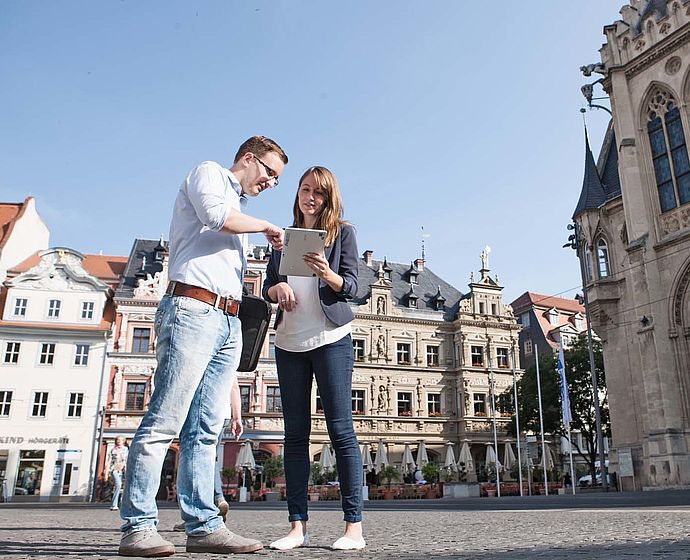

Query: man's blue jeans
left=111, top=470, right=123, bottom=509
left=275, top=334, right=363, bottom=523
left=120, top=295, right=241, bottom=536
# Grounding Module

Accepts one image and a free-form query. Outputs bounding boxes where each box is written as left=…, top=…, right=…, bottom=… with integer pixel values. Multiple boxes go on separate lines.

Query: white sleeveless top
left=274, top=276, right=351, bottom=352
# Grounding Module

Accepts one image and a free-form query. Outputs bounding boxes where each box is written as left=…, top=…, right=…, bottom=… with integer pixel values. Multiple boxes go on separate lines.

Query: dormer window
left=47, top=299, right=61, bottom=319
left=433, top=286, right=446, bottom=311
left=548, top=308, right=559, bottom=325
left=574, top=314, right=584, bottom=330
left=382, top=258, right=392, bottom=281
left=409, top=296, right=418, bottom=309
left=154, top=250, right=164, bottom=262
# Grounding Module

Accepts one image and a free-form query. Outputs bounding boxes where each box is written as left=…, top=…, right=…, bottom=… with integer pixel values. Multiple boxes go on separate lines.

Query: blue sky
left=0, top=1, right=624, bottom=303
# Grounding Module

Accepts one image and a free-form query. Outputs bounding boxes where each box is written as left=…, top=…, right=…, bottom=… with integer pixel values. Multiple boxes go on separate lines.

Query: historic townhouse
left=575, top=0, right=690, bottom=489
left=101, top=239, right=522, bottom=486
left=0, top=248, right=126, bottom=501
left=0, top=197, right=49, bottom=283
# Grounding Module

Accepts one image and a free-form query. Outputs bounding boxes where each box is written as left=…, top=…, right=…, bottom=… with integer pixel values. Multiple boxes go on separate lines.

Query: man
left=118, top=136, right=287, bottom=557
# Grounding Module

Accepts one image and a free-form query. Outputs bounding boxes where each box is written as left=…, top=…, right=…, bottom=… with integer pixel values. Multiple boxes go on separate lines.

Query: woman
left=109, top=436, right=128, bottom=511
left=263, top=166, right=365, bottom=551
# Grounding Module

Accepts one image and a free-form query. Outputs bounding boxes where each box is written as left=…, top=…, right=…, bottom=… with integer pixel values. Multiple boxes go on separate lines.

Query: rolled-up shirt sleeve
left=185, top=163, right=231, bottom=231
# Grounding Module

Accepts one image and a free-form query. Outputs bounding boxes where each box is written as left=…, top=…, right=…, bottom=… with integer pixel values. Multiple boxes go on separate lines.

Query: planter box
left=442, top=483, right=480, bottom=498
left=264, top=491, right=280, bottom=502
left=308, top=492, right=320, bottom=502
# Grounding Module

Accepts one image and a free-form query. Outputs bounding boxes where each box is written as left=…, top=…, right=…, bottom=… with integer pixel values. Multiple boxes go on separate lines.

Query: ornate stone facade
left=576, top=0, right=690, bottom=489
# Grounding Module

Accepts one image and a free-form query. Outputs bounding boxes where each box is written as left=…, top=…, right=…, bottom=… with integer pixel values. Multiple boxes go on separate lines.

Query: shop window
left=15, top=450, right=45, bottom=496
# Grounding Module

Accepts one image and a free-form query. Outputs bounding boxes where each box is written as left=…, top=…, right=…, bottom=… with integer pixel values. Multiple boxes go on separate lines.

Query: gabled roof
left=0, top=197, right=31, bottom=249
left=510, top=291, right=584, bottom=315
left=573, top=129, right=607, bottom=219
left=352, top=258, right=464, bottom=321
left=10, top=252, right=127, bottom=289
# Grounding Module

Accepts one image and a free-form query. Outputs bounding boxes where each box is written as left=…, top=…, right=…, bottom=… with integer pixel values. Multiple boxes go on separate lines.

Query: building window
left=243, top=281, right=256, bottom=295
left=479, top=302, right=485, bottom=314
left=67, top=392, right=84, bottom=418
left=597, top=239, right=610, bottom=278
left=74, top=344, right=90, bottom=366
left=585, top=250, right=594, bottom=283
left=15, top=450, right=45, bottom=496
left=647, top=89, right=690, bottom=212
left=491, top=303, right=497, bottom=315
left=266, top=386, right=282, bottom=412
left=268, top=334, right=276, bottom=360
left=239, top=385, right=251, bottom=414
left=32, top=392, right=49, bottom=417
left=0, top=391, right=12, bottom=416
left=396, top=343, right=411, bottom=364
left=473, top=393, right=486, bottom=416
left=471, top=345, right=483, bottom=367
left=497, top=348, right=509, bottom=369
left=352, top=389, right=365, bottom=415
left=81, top=301, right=95, bottom=320
left=427, top=393, right=441, bottom=416
left=47, top=299, right=61, bottom=319
left=548, top=309, right=559, bottom=325
left=352, top=339, right=365, bottom=362
left=39, top=343, right=56, bottom=365
left=315, top=389, right=323, bottom=413
left=574, top=315, right=584, bottom=330
left=426, top=345, right=440, bottom=367
left=13, top=298, right=27, bottom=317
left=125, top=382, right=146, bottom=410
left=524, top=339, right=533, bottom=355
left=520, top=313, right=530, bottom=327
left=397, top=392, right=412, bottom=416
left=408, top=296, right=417, bottom=309
left=4, top=342, right=20, bottom=364
left=132, top=328, right=151, bottom=353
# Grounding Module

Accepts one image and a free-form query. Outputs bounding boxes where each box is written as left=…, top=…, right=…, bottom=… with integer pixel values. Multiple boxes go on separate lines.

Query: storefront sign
left=0, top=436, right=69, bottom=445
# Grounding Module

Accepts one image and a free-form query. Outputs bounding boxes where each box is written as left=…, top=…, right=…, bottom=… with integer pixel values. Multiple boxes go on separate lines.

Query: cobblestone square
left=1, top=492, right=690, bottom=559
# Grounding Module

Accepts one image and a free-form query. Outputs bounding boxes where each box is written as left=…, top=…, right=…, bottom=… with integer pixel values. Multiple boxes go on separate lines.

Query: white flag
left=557, top=344, right=572, bottom=425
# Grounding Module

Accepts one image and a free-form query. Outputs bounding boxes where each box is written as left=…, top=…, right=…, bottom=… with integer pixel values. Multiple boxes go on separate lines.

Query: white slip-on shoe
left=331, top=536, right=366, bottom=551
left=269, top=534, right=310, bottom=550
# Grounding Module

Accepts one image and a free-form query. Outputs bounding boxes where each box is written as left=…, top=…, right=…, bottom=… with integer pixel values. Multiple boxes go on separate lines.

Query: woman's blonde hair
left=292, top=166, right=346, bottom=246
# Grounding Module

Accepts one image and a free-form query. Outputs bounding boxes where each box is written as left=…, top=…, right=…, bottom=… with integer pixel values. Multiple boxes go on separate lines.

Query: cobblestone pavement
left=1, top=492, right=690, bottom=559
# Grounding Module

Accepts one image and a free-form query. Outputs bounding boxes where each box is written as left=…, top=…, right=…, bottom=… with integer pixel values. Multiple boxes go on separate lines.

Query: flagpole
left=534, top=345, right=549, bottom=496
left=510, top=346, right=524, bottom=496
left=487, top=347, right=501, bottom=497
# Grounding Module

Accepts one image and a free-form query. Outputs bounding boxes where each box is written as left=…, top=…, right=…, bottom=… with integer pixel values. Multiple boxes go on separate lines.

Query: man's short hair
left=234, top=135, right=288, bottom=164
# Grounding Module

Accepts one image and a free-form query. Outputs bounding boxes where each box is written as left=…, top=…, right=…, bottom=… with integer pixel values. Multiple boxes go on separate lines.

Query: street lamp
left=564, top=222, right=609, bottom=491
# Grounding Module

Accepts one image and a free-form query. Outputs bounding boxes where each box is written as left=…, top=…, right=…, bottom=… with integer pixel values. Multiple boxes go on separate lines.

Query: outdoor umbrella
left=319, top=442, right=336, bottom=472
left=401, top=443, right=416, bottom=474
left=416, top=440, right=429, bottom=468
left=503, top=441, right=516, bottom=473
left=235, top=441, right=256, bottom=489
left=485, top=443, right=501, bottom=474
left=361, top=442, right=374, bottom=473
left=443, top=442, right=458, bottom=472
left=374, top=440, right=389, bottom=474
left=458, top=440, right=477, bottom=482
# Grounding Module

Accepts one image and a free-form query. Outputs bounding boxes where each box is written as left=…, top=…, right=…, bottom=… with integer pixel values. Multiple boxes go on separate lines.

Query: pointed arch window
left=647, top=88, right=690, bottom=212
left=597, top=238, right=610, bottom=278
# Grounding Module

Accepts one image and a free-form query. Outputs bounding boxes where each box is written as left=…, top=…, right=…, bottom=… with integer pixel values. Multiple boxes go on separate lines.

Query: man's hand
left=264, top=223, right=284, bottom=251
left=230, top=418, right=243, bottom=440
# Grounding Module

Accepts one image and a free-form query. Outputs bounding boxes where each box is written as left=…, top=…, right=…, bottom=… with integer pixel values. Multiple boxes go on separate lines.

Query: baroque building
left=575, top=0, right=690, bottom=489
left=0, top=248, right=126, bottom=501
left=100, top=239, right=522, bottom=487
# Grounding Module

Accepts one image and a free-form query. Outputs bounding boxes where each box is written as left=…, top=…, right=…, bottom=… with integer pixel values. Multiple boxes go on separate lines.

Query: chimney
left=363, top=250, right=373, bottom=267
left=414, top=258, right=425, bottom=272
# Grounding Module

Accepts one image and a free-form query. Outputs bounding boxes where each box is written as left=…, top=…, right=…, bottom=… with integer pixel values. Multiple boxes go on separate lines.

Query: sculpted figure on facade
left=376, top=296, right=386, bottom=315
left=376, top=334, right=386, bottom=357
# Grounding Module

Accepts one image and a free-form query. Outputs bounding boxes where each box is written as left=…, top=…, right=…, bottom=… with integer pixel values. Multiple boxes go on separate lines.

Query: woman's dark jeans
left=275, top=334, right=363, bottom=523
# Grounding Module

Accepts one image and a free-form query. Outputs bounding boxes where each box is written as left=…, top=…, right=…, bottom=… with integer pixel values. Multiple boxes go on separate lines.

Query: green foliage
left=421, top=462, right=440, bottom=484
left=506, top=337, right=609, bottom=481
left=262, top=456, right=284, bottom=489
left=379, top=465, right=400, bottom=489
left=310, top=463, right=327, bottom=485
left=221, top=467, right=237, bottom=486
left=457, top=461, right=468, bottom=483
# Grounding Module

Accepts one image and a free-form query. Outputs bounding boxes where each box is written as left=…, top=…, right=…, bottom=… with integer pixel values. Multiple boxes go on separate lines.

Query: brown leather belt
left=166, top=281, right=240, bottom=317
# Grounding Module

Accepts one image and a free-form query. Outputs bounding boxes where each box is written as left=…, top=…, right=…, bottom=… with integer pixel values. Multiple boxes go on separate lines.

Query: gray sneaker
left=119, top=526, right=175, bottom=557
left=173, top=521, right=186, bottom=532
left=186, top=527, right=263, bottom=554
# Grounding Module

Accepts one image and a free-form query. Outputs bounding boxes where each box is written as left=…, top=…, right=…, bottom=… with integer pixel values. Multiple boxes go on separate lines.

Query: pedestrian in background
left=118, top=135, right=287, bottom=558
left=263, top=166, right=365, bottom=551
left=109, top=436, right=128, bottom=511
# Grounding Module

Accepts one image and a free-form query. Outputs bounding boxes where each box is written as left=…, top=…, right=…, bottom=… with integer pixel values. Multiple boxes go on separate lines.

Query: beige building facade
left=575, top=0, right=690, bottom=489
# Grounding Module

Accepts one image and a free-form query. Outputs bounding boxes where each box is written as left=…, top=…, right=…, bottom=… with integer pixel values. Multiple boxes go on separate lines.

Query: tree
left=262, top=456, right=284, bottom=489
left=379, top=465, right=400, bottom=489
left=505, top=337, right=609, bottom=482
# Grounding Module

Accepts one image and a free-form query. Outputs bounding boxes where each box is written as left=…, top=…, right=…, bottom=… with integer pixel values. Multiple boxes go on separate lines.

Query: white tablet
left=279, top=227, right=327, bottom=277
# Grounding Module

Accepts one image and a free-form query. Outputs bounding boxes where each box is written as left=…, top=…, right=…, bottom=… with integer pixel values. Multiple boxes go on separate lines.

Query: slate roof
left=597, top=120, right=621, bottom=200
left=351, top=258, right=465, bottom=322
left=573, top=128, right=608, bottom=219
left=116, top=238, right=169, bottom=298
